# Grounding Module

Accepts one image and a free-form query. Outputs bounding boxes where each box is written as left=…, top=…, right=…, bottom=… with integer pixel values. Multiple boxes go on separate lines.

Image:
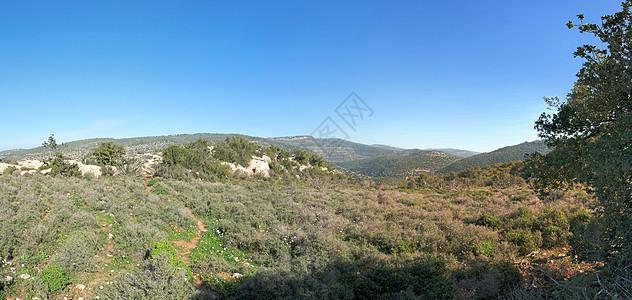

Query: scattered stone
left=76, top=284, right=86, bottom=290
left=19, top=273, right=30, bottom=279
left=5, top=275, right=12, bottom=282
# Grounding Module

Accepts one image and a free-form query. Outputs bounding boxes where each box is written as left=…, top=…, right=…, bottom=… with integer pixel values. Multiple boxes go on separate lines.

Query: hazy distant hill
left=269, top=136, right=402, bottom=162
left=371, top=144, right=407, bottom=151
left=0, top=133, right=269, bottom=161
left=338, top=150, right=460, bottom=178
left=438, top=140, right=550, bottom=174
left=0, top=133, right=478, bottom=167
left=425, top=148, right=479, bottom=158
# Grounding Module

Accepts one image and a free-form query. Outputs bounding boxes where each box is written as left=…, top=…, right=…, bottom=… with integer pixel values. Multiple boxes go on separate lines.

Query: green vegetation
left=3, top=3, right=632, bottom=296
left=213, top=136, right=261, bottom=166
left=339, top=150, right=460, bottom=178
left=156, top=136, right=336, bottom=182
left=41, top=152, right=81, bottom=177
left=0, top=158, right=599, bottom=299
left=439, top=140, right=550, bottom=174
left=530, top=0, right=632, bottom=274
left=158, top=139, right=231, bottom=181
left=89, top=141, right=126, bottom=166
left=39, top=264, right=72, bottom=293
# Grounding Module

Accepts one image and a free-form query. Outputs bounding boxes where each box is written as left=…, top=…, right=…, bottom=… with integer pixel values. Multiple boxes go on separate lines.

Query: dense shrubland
left=154, top=136, right=339, bottom=182
left=0, top=156, right=601, bottom=299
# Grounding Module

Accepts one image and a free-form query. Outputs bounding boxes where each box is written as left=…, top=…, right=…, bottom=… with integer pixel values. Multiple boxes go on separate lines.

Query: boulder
left=222, top=155, right=271, bottom=178
left=66, top=160, right=102, bottom=177
left=18, top=160, right=44, bottom=170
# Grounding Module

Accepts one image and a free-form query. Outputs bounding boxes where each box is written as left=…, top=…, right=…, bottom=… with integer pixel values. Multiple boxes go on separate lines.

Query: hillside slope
left=0, top=134, right=478, bottom=167
left=338, top=150, right=460, bottom=178
left=438, top=140, right=550, bottom=174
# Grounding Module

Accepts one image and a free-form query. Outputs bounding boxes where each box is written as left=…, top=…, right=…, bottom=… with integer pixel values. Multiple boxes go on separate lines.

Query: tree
left=531, top=1, right=632, bottom=267
left=42, top=134, right=66, bottom=158
left=91, top=142, right=126, bottom=167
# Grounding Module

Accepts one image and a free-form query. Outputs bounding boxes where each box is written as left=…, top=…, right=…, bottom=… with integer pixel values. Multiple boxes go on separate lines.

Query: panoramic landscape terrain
left=2, top=0, right=632, bottom=299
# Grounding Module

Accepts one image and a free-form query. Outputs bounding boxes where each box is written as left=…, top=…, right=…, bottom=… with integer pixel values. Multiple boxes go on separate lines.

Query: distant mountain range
left=0, top=133, right=548, bottom=179
left=338, top=150, right=460, bottom=178
left=332, top=140, right=549, bottom=178
left=437, top=140, right=550, bottom=174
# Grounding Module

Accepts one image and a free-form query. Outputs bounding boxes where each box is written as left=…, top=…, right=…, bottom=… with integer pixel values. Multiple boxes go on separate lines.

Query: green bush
left=476, top=213, right=503, bottom=230
left=213, top=136, right=260, bottom=166
left=42, top=152, right=81, bottom=177
left=159, top=140, right=231, bottom=181
left=39, top=264, right=71, bottom=293
left=100, top=252, right=196, bottom=299
left=503, top=228, right=542, bottom=255
left=539, top=209, right=569, bottom=249
left=90, top=141, right=126, bottom=166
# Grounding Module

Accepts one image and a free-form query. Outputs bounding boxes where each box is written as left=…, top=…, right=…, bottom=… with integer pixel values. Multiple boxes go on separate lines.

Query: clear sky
left=0, top=1, right=624, bottom=152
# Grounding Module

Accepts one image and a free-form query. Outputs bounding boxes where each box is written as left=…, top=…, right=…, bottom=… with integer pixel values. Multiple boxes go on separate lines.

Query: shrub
left=539, top=209, right=569, bottom=249
left=503, top=228, right=542, bottom=255
left=99, top=252, right=195, bottom=299
left=90, top=141, right=126, bottom=166
left=213, top=136, right=260, bottom=166
left=42, top=152, right=81, bottom=177
left=39, top=264, right=71, bottom=293
left=476, top=213, right=503, bottom=230
left=159, top=140, right=231, bottom=181
left=149, top=241, right=193, bottom=282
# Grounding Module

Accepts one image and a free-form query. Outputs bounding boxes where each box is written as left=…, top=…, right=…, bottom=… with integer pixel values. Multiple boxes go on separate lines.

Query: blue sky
left=0, top=1, right=623, bottom=152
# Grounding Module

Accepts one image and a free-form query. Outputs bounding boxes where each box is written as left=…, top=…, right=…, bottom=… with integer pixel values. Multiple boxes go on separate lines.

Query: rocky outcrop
left=0, top=159, right=103, bottom=177
left=66, top=160, right=103, bottom=177
left=222, top=155, right=272, bottom=178
left=0, top=163, right=16, bottom=175
left=135, top=153, right=162, bottom=176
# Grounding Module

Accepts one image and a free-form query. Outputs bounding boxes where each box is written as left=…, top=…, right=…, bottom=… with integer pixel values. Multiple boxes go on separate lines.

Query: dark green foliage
left=568, top=210, right=603, bottom=261
left=503, top=228, right=542, bottom=255
left=340, top=150, right=460, bottom=178
left=476, top=208, right=571, bottom=255
left=89, top=141, right=126, bottom=166
left=476, top=213, right=503, bottom=230
left=214, top=136, right=261, bottom=166
left=531, top=1, right=632, bottom=269
left=404, top=161, right=527, bottom=189
left=453, top=261, right=522, bottom=298
left=439, top=140, right=550, bottom=174
left=42, top=152, right=81, bottom=177
left=351, top=256, right=454, bottom=300
left=159, top=139, right=230, bottom=181
left=292, top=149, right=326, bottom=167
left=39, top=264, right=71, bottom=293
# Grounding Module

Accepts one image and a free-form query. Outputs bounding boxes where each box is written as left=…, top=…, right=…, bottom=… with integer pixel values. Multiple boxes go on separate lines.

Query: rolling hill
left=338, top=150, right=460, bottom=178
left=437, top=140, right=550, bottom=174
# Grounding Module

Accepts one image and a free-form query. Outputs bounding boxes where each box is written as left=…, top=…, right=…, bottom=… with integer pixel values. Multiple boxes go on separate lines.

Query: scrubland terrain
left=0, top=154, right=608, bottom=299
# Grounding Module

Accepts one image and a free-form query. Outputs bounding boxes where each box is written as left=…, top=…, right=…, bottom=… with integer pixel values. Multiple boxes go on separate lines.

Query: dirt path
left=172, top=206, right=206, bottom=286
left=173, top=207, right=206, bottom=264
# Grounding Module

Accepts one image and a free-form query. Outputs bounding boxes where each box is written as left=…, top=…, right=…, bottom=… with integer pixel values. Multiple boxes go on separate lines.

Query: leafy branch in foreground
left=531, top=1, right=632, bottom=269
